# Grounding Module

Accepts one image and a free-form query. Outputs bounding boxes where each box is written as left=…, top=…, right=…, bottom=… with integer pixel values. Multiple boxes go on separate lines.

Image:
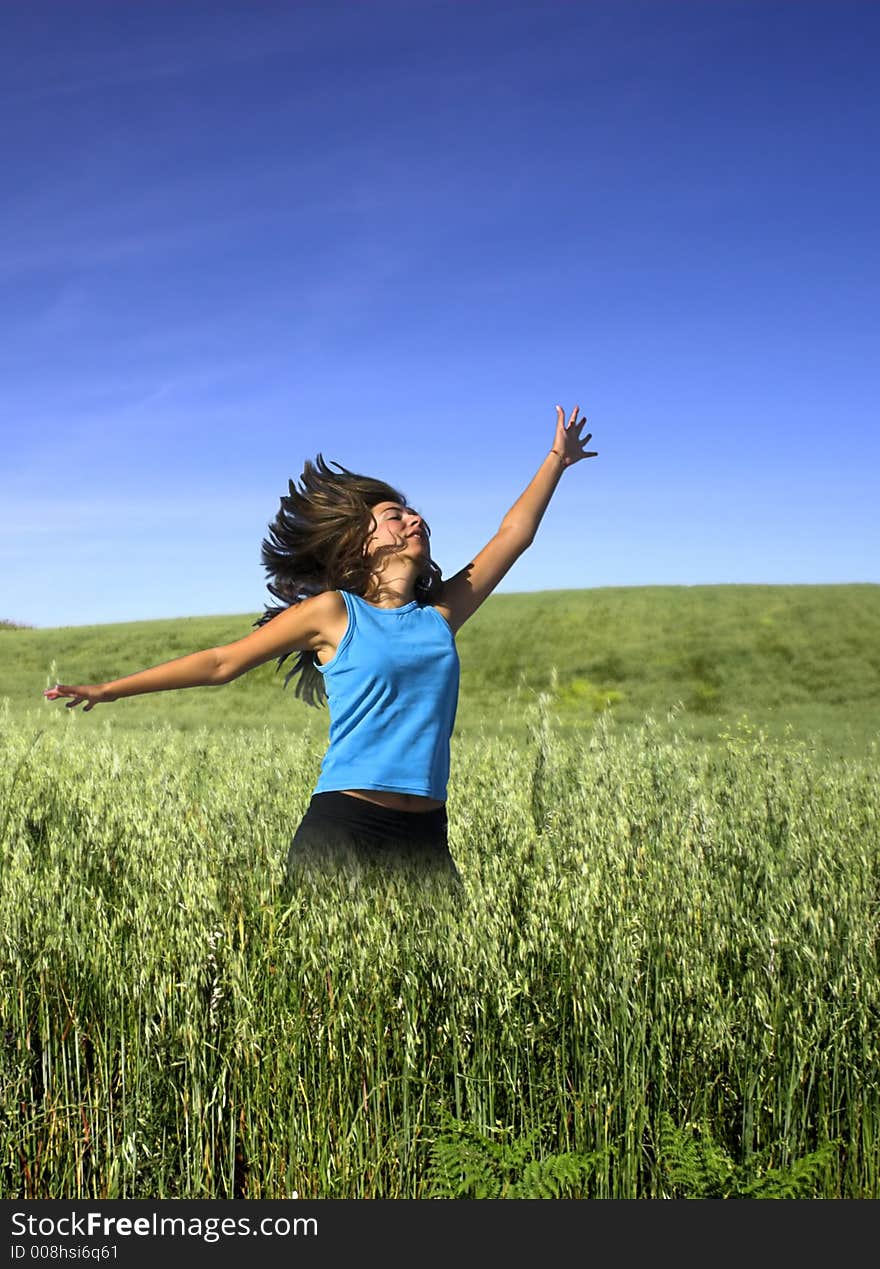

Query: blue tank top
left=312, top=590, right=460, bottom=801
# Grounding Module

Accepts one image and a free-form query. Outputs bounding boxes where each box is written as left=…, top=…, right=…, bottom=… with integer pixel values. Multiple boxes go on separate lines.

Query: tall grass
left=1, top=694, right=877, bottom=1198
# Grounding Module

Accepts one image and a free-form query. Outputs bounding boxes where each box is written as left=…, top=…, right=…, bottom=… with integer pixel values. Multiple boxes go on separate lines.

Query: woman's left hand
left=553, top=404, right=598, bottom=468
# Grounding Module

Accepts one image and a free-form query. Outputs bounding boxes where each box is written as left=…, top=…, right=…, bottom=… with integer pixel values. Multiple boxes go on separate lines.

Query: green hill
left=3, top=584, right=878, bottom=760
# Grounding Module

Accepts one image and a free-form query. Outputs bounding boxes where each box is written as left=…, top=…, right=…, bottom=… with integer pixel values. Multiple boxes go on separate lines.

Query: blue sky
left=2, top=0, right=877, bottom=629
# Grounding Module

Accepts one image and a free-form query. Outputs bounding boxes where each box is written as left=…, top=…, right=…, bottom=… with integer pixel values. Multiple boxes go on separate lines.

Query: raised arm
left=434, top=405, right=597, bottom=636
left=43, top=591, right=337, bottom=712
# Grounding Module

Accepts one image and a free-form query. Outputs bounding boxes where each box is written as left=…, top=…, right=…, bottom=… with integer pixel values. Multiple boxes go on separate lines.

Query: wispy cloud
left=0, top=218, right=252, bottom=281
left=0, top=490, right=266, bottom=542
left=2, top=15, right=323, bottom=110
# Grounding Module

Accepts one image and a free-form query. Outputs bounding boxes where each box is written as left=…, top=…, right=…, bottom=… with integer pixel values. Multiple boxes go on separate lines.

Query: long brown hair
left=253, top=453, right=445, bottom=708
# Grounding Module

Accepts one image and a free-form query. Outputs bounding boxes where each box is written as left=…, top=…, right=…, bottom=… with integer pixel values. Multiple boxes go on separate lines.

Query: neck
left=364, top=570, right=421, bottom=608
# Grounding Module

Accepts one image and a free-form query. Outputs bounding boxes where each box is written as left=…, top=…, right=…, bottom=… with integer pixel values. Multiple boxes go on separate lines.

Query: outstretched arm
left=42, top=590, right=337, bottom=711
left=501, top=404, right=597, bottom=542
left=43, top=647, right=224, bottom=711
left=435, top=404, right=597, bottom=635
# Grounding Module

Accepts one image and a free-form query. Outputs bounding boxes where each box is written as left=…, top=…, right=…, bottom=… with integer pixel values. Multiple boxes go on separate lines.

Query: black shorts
left=286, top=791, right=461, bottom=884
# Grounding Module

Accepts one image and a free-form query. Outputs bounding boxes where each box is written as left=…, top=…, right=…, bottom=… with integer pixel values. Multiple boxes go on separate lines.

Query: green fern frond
left=428, top=1135, right=499, bottom=1199
left=738, top=1141, right=841, bottom=1199
left=658, top=1112, right=734, bottom=1198
left=509, top=1151, right=606, bottom=1199
left=427, top=1108, right=607, bottom=1199
left=657, top=1113, right=839, bottom=1199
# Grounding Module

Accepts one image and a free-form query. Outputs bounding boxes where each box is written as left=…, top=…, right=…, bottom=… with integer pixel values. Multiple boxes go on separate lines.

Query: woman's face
left=364, top=501, right=430, bottom=569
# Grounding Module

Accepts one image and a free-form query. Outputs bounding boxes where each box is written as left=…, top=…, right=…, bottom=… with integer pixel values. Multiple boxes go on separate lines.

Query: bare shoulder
left=219, top=589, right=347, bottom=682
left=320, top=589, right=348, bottom=620
left=280, top=587, right=345, bottom=634
left=308, top=589, right=348, bottom=646
left=312, top=589, right=349, bottom=664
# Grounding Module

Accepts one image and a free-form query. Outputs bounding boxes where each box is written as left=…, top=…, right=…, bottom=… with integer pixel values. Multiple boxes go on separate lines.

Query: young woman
left=43, top=405, right=597, bottom=883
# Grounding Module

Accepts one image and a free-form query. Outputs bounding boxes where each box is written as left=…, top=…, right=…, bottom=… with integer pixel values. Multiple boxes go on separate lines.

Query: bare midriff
left=338, top=789, right=446, bottom=813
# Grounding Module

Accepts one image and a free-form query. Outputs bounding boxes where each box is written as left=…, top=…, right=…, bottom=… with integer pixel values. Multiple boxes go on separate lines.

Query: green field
left=4, top=583, right=880, bottom=760
left=1, top=584, right=878, bottom=1197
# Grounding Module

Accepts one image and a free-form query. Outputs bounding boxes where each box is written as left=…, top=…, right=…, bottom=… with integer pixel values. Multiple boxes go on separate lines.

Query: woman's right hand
left=43, top=683, right=116, bottom=711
